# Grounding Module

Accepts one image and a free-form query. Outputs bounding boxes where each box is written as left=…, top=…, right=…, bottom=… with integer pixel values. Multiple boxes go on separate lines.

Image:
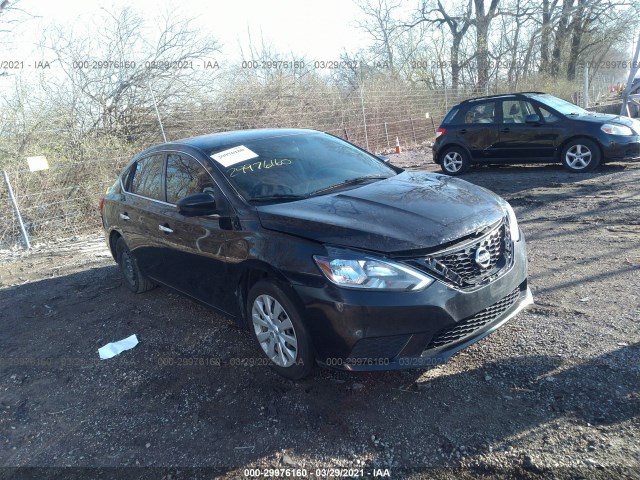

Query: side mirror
left=525, top=114, right=541, bottom=124
left=176, top=193, right=218, bottom=217
left=377, top=154, right=391, bottom=163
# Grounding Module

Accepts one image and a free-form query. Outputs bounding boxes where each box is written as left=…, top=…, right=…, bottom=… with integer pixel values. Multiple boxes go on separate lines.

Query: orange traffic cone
left=395, top=137, right=401, bottom=154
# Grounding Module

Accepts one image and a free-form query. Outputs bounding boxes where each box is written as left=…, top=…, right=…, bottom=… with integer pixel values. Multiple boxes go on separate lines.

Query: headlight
left=498, top=199, right=520, bottom=242
left=314, top=248, right=433, bottom=291
left=601, top=123, right=634, bottom=136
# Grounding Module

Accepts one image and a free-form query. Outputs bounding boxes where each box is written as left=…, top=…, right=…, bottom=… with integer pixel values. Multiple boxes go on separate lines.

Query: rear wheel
left=561, top=138, right=601, bottom=173
left=116, top=237, right=156, bottom=293
left=247, top=280, right=314, bottom=379
left=440, top=146, right=471, bottom=175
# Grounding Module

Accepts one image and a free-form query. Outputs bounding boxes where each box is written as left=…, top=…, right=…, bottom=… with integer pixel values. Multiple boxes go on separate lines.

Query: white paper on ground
left=98, top=334, right=139, bottom=360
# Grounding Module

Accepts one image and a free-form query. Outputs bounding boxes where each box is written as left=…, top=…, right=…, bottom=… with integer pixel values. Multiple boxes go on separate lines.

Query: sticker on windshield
left=211, top=145, right=259, bottom=167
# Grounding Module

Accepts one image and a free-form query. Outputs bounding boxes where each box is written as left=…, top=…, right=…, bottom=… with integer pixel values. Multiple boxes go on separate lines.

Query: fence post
left=620, top=33, right=640, bottom=116
left=583, top=63, right=589, bottom=109
left=360, top=86, right=370, bottom=151
left=410, top=117, right=417, bottom=145
left=384, top=122, right=390, bottom=150
left=444, top=84, right=448, bottom=111
left=2, top=170, right=30, bottom=249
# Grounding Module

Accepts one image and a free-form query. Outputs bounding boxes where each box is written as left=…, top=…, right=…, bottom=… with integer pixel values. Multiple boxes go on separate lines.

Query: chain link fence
left=0, top=80, right=609, bottom=249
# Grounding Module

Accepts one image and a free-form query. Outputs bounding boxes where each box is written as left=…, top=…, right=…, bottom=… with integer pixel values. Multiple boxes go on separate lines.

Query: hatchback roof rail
left=460, top=92, right=546, bottom=103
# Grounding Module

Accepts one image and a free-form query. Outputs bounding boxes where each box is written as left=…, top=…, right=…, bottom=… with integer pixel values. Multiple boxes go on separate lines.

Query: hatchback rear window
left=442, top=107, right=460, bottom=125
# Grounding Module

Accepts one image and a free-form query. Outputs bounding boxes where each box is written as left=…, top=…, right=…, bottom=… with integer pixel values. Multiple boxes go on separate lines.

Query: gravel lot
left=1, top=150, right=638, bottom=479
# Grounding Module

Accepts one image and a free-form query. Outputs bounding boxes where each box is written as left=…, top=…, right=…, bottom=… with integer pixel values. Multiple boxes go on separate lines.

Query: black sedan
left=101, top=129, right=532, bottom=379
left=432, top=92, right=640, bottom=174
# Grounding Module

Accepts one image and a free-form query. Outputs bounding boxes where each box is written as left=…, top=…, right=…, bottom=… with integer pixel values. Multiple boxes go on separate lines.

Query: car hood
left=574, top=112, right=640, bottom=133
left=256, top=171, right=506, bottom=253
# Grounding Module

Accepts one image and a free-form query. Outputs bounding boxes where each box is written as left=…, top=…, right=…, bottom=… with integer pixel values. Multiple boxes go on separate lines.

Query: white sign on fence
left=27, top=156, right=49, bottom=172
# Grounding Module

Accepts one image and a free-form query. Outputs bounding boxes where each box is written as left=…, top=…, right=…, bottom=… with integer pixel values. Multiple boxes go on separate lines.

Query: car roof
left=171, top=128, right=320, bottom=152
left=457, top=92, right=547, bottom=105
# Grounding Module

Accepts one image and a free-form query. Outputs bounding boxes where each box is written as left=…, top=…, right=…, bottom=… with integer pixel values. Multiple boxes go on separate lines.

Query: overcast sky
left=11, top=0, right=376, bottom=62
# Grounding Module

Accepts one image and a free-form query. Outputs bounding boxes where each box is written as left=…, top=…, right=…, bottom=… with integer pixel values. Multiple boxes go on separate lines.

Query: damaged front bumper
left=294, top=234, right=532, bottom=371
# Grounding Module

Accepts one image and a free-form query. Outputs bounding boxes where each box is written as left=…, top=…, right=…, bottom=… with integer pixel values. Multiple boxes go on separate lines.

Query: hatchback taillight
left=99, top=194, right=105, bottom=212
left=435, top=128, right=446, bottom=138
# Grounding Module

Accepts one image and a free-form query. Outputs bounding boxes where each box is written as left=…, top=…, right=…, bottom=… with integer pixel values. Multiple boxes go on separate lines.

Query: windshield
left=208, top=132, right=396, bottom=203
left=533, top=94, right=588, bottom=115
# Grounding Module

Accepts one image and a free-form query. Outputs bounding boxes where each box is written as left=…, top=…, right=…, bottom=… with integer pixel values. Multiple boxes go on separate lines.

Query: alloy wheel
left=252, top=294, right=298, bottom=367
left=443, top=151, right=463, bottom=172
left=565, top=144, right=592, bottom=169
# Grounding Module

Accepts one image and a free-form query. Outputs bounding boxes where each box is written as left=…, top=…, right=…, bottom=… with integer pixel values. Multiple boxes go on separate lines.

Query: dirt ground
left=1, top=150, right=639, bottom=479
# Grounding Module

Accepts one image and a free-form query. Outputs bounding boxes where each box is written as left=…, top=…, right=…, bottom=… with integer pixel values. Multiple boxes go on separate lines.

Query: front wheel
left=561, top=139, right=601, bottom=173
left=440, top=146, right=471, bottom=175
left=247, top=280, right=314, bottom=379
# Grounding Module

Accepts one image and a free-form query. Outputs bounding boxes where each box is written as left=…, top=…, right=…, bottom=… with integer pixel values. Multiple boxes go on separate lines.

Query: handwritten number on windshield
left=228, top=158, right=292, bottom=177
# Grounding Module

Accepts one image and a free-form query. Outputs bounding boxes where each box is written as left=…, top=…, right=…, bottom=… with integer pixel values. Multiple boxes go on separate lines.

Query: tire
left=561, top=138, right=601, bottom=173
left=247, top=280, right=314, bottom=379
left=440, top=146, right=471, bottom=175
left=115, top=237, right=156, bottom=294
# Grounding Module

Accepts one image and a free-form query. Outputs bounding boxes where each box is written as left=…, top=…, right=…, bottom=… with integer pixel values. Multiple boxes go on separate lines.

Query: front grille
left=408, top=220, right=513, bottom=289
left=424, top=287, right=521, bottom=350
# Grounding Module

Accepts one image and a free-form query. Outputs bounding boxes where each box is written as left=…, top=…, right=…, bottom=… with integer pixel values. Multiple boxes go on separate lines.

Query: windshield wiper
left=250, top=194, right=307, bottom=204
left=308, top=175, right=390, bottom=196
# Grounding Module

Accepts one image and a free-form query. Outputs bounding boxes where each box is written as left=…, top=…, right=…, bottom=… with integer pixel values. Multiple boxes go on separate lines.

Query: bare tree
left=42, top=6, right=221, bottom=142
left=494, top=0, right=536, bottom=86
left=538, top=0, right=556, bottom=74
left=471, top=0, right=500, bottom=89
left=409, top=0, right=474, bottom=89
left=0, top=0, right=29, bottom=44
left=355, top=0, right=403, bottom=71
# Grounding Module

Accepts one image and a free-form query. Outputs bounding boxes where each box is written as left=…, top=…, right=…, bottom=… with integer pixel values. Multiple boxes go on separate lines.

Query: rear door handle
left=119, top=212, right=130, bottom=220
left=500, top=128, right=511, bottom=133
left=459, top=129, right=467, bottom=134
left=158, top=224, right=174, bottom=234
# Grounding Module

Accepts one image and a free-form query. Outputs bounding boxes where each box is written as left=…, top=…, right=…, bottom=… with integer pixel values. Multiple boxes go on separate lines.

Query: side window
left=502, top=100, right=535, bottom=124
left=166, top=154, right=216, bottom=204
left=464, top=102, right=496, bottom=124
left=539, top=107, right=560, bottom=123
left=129, top=154, right=164, bottom=201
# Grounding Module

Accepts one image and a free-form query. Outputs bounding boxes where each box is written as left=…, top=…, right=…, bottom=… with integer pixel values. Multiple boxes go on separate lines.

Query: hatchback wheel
left=248, top=280, right=314, bottom=379
left=440, top=146, right=470, bottom=175
left=115, top=237, right=155, bottom=293
left=561, top=139, right=601, bottom=173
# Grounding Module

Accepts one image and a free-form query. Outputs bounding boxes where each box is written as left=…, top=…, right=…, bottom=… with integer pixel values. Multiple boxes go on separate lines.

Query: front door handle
left=500, top=128, right=511, bottom=133
left=119, top=212, right=130, bottom=220
left=158, top=224, right=174, bottom=234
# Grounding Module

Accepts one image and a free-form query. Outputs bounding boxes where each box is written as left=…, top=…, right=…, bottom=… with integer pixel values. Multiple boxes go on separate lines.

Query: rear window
left=442, top=107, right=460, bottom=125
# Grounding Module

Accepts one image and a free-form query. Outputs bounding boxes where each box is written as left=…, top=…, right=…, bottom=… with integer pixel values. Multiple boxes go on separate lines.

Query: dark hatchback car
left=101, top=129, right=532, bottom=379
left=433, top=92, right=640, bottom=174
